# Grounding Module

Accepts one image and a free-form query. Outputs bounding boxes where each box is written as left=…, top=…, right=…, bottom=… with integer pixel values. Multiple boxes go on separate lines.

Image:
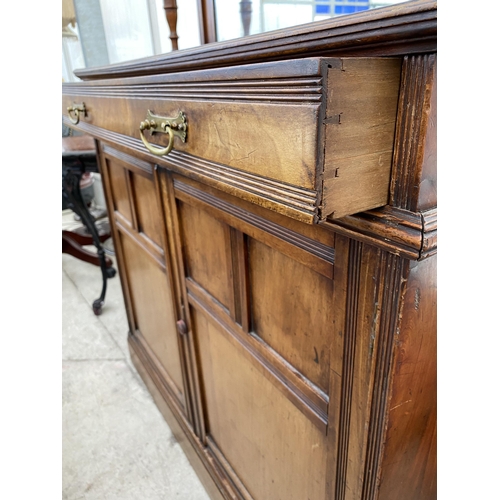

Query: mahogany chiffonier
left=62, top=1, right=437, bottom=498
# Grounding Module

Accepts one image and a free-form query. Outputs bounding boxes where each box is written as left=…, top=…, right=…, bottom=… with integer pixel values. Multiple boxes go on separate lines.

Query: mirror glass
left=214, top=0, right=410, bottom=41
left=63, top=0, right=411, bottom=82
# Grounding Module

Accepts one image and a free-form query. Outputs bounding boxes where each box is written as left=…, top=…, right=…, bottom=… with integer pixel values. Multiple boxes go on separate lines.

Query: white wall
left=63, top=0, right=203, bottom=81
left=62, top=24, right=85, bottom=82
left=100, top=0, right=155, bottom=63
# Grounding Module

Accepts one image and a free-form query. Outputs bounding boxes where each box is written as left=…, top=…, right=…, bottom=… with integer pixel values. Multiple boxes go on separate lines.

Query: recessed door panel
left=248, top=237, right=333, bottom=392
left=192, top=307, right=328, bottom=500
left=121, top=233, right=185, bottom=403
left=131, top=172, right=164, bottom=247
left=108, top=161, right=132, bottom=224
left=177, top=201, right=233, bottom=312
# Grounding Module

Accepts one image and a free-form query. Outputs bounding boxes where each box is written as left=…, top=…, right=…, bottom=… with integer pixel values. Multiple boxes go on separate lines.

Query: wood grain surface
left=321, top=58, right=401, bottom=218
left=62, top=3, right=437, bottom=498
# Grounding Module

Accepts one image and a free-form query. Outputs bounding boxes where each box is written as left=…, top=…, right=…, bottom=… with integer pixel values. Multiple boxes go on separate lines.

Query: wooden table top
left=62, top=135, right=95, bottom=154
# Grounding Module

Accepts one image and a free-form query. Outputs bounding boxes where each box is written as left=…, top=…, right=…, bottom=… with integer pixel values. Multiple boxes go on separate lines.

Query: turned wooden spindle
left=240, top=0, right=252, bottom=37
left=163, top=0, right=179, bottom=50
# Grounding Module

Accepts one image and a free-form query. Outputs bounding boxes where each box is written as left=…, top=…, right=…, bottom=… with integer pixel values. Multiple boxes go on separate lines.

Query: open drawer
left=62, top=57, right=401, bottom=224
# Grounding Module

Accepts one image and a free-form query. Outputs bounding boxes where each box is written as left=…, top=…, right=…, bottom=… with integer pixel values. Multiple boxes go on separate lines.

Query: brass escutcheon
left=139, top=110, right=187, bottom=157
left=67, top=103, right=86, bottom=125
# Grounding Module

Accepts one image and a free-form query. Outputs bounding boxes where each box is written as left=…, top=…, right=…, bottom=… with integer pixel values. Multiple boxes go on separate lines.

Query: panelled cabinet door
left=166, top=171, right=340, bottom=500
left=98, top=144, right=190, bottom=417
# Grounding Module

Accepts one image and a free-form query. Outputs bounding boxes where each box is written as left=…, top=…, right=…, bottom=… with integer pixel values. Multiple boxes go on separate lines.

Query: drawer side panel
left=322, top=58, right=402, bottom=219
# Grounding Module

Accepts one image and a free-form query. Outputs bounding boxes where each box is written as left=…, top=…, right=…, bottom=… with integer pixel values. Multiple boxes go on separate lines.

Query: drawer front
left=63, top=96, right=321, bottom=189
left=63, top=99, right=320, bottom=223
left=63, top=57, right=401, bottom=223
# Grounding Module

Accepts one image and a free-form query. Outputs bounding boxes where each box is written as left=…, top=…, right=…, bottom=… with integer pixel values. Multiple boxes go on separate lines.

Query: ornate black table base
left=62, top=150, right=116, bottom=315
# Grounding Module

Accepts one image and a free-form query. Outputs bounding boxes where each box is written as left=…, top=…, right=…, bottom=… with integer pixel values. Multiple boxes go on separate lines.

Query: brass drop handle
left=67, top=103, right=86, bottom=125
left=139, top=110, right=187, bottom=157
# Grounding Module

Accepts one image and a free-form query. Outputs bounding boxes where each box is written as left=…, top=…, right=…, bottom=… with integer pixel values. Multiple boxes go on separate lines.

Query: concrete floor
left=62, top=244, right=211, bottom=500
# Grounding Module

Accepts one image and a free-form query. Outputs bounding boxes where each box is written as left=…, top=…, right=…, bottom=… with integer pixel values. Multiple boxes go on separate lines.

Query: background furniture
left=62, top=135, right=116, bottom=315
left=62, top=1, right=437, bottom=498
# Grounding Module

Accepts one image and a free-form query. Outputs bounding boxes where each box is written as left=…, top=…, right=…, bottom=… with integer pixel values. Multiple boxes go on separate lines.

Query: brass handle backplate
left=139, top=110, right=187, bottom=157
left=67, top=103, right=86, bottom=125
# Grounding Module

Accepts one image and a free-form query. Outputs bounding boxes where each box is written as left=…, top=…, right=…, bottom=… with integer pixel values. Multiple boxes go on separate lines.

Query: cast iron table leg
left=62, top=166, right=115, bottom=315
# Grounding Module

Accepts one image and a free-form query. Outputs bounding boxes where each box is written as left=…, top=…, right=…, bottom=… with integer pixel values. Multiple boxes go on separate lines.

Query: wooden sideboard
left=62, top=2, right=437, bottom=498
